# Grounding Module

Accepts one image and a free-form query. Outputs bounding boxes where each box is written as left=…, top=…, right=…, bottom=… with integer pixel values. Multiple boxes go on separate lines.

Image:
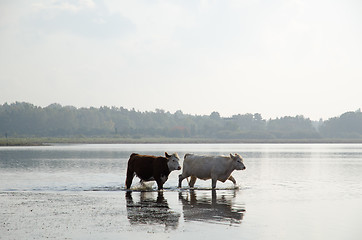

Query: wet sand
left=1, top=190, right=246, bottom=240
left=1, top=189, right=362, bottom=240
left=1, top=191, right=130, bottom=239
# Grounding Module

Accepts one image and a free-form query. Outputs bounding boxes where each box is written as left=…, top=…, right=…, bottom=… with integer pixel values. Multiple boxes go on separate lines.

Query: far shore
left=1, top=137, right=362, bottom=146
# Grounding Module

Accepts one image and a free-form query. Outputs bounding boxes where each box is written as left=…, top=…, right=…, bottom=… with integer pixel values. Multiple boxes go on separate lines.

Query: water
left=1, top=144, right=362, bottom=239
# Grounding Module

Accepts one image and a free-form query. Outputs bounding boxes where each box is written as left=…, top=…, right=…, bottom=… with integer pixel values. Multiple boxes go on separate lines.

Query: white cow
left=178, top=153, right=246, bottom=189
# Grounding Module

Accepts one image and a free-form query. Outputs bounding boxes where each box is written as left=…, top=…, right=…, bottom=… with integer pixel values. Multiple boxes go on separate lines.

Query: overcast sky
left=1, top=0, right=361, bottom=120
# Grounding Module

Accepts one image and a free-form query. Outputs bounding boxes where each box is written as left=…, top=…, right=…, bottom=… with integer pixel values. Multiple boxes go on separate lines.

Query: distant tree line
left=1, top=102, right=362, bottom=140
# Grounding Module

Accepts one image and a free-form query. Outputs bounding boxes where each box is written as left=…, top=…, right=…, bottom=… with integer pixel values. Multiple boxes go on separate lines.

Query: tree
left=1, top=102, right=361, bottom=140
left=210, top=111, right=220, bottom=120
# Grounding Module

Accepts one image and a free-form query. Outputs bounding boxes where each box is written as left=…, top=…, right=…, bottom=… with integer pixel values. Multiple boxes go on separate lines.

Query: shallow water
left=1, top=144, right=362, bottom=239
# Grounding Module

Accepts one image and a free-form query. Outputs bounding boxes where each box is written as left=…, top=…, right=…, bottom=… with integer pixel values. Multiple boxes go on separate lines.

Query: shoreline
left=2, top=137, right=362, bottom=146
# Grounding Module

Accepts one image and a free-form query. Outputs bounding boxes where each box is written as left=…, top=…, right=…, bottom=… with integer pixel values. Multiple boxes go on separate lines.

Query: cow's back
left=184, top=154, right=229, bottom=166
left=129, top=153, right=155, bottom=166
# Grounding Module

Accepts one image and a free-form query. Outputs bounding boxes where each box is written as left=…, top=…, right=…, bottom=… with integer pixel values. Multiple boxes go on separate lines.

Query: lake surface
left=1, top=144, right=362, bottom=239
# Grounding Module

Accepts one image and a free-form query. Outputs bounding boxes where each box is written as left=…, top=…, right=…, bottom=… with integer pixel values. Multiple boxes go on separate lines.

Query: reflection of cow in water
left=125, top=191, right=180, bottom=230
left=179, top=190, right=245, bottom=225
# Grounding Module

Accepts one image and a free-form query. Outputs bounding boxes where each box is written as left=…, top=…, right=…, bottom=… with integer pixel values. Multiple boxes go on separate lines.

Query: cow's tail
left=125, top=153, right=138, bottom=189
left=183, top=154, right=191, bottom=185
left=127, top=153, right=138, bottom=171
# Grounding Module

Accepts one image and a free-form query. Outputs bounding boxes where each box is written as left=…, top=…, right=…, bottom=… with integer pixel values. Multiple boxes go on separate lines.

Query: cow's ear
left=165, top=152, right=171, bottom=158
left=230, top=153, right=235, bottom=160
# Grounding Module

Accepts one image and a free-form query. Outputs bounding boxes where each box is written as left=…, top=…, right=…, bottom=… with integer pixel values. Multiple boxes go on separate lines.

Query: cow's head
left=230, top=153, right=246, bottom=170
left=165, top=152, right=181, bottom=171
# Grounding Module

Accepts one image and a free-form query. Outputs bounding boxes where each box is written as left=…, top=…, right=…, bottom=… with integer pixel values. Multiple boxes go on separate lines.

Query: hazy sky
left=1, top=0, right=361, bottom=120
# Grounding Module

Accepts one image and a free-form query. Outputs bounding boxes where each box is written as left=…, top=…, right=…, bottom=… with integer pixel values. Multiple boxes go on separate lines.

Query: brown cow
left=125, top=152, right=181, bottom=190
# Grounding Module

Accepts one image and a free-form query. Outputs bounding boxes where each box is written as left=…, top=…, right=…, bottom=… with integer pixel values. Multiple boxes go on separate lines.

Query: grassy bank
left=1, top=137, right=362, bottom=146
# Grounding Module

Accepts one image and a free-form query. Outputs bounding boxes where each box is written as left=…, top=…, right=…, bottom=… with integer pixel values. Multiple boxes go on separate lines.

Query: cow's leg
left=228, top=175, right=236, bottom=185
left=156, top=179, right=164, bottom=190
left=125, top=167, right=134, bottom=189
left=178, top=174, right=187, bottom=188
left=189, top=176, right=197, bottom=188
left=211, top=178, right=217, bottom=189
